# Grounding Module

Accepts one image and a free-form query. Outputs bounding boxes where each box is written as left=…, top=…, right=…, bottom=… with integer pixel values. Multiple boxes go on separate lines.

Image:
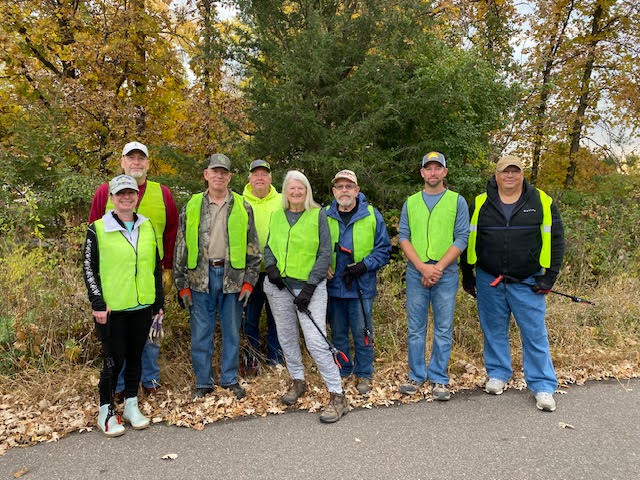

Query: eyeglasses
left=499, top=169, right=522, bottom=176
left=333, top=184, right=357, bottom=191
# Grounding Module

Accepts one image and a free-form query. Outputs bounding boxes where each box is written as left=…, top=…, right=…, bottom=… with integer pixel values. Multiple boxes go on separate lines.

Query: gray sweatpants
left=264, top=279, right=343, bottom=394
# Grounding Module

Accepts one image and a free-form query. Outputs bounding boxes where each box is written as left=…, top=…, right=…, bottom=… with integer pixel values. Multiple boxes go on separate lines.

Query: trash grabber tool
left=339, top=245, right=374, bottom=346
left=97, top=312, right=122, bottom=431
left=282, top=279, right=349, bottom=368
left=491, top=274, right=595, bottom=305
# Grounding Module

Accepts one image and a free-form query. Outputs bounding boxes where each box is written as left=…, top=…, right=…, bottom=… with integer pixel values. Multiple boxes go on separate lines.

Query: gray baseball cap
left=109, top=175, right=139, bottom=194
left=207, top=153, right=231, bottom=170
left=421, top=151, right=446, bottom=168
left=249, top=159, right=271, bottom=172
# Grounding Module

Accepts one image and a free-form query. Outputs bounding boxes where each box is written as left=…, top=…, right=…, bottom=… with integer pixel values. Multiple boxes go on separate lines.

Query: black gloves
left=266, top=264, right=285, bottom=290
left=461, top=267, right=476, bottom=298
left=344, top=261, right=367, bottom=290
left=294, top=283, right=316, bottom=312
left=532, top=271, right=556, bottom=294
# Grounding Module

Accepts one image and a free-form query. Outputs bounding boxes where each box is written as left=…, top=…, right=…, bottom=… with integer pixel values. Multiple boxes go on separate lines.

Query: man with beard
left=398, top=152, right=469, bottom=401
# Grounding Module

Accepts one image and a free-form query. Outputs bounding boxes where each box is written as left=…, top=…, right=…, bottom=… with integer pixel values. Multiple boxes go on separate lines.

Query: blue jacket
left=326, top=193, right=391, bottom=299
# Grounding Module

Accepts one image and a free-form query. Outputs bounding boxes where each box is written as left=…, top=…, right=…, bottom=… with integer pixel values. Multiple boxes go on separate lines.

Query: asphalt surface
left=1, top=379, right=638, bottom=480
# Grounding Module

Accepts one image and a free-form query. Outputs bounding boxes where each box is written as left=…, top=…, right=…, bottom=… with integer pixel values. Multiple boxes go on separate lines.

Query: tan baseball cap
left=332, top=169, right=358, bottom=185
left=496, top=155, right=523, bottom=172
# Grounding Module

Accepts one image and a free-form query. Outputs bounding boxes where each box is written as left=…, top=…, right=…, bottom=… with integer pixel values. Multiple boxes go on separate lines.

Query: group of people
left=83, top=142, right=564, bottom=437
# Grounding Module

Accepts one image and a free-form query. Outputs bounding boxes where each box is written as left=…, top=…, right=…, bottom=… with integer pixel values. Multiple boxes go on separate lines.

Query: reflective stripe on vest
left=94, top=219, right=157, bottom=311
left=326, top=205, right=376, bottom=270
left=106, top=181, right=166, bottom=259
left=267, top=208, right=320, bottom=281
left=184, top=192, right=248, bottom=270
left=407, top=189, right=459, bottom=262
left=467, top=188, right=552, bottom=268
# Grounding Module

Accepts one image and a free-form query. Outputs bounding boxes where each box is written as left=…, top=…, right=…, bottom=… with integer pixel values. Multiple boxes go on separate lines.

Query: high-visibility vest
left=106, top=180, right=166, bottom=259
left=94, top=219, right=157, bottom=311
left=406, top=189, right=459, bottom=262
left=467, top=188, right=552, bottom=267
left=267, top=208, right=320, bottom=281
left=184, top=192, right=248, bottom=269
left=326, top=205, right=376, bottom=270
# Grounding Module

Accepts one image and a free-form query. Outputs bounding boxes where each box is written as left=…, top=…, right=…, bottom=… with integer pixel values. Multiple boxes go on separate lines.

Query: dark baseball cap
left=249, top=159, right=271, bottom=172
left=421, top=151, right=446, bottom=168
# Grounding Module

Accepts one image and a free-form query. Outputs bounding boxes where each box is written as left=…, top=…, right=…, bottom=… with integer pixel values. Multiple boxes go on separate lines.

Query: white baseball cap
left=122, top=141, right=149, bottom=157
left=109, top=175, right=139, bottom=194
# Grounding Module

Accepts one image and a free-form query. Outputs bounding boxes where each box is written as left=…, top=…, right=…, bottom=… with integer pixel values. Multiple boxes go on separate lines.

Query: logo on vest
left=523, top=208, right=537, bottom=213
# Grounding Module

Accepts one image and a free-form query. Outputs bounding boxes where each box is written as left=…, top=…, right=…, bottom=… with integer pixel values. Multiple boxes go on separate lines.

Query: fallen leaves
left=0, top=358, right=638, bottom=456
left=13, top=468, right=29, bottom=478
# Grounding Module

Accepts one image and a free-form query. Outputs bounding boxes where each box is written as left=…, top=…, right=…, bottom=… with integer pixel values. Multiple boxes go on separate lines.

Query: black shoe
left=224, top=383, right=246, bottom=400
left=193, top=387, right=213, bottom=400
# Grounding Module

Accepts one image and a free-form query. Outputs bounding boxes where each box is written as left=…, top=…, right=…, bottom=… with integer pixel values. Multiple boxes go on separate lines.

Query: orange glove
left=178, top=287, right=192, bottom=309
left=238, top=282, right=253, bottom=308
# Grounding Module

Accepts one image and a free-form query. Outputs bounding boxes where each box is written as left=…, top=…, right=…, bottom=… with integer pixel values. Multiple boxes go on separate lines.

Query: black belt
left=209, top=259, right=225, bottom=267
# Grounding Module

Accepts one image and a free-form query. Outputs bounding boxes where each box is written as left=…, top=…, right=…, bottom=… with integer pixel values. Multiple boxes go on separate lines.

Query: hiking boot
left=485, top=378, right=506, bottom=395
left=224, top=383, right=246, bottom=400
left=399, top=379, right=421, bottom=395
left=535, top=392, right=556, bottom=412
left=432, top=383, right=451, bottom=401
left=356, top=377, right=372, bottom=395
left=193, top=387, right=213, bottom=400
left=97, top=404, right=125, bottom=437
left=143, top=381, right=160, bottom=396
left=281, top=379, right=307, bottom=405
left=319, top=392, right=348, bottom=423
left=123, top=397, right=150, bottom=430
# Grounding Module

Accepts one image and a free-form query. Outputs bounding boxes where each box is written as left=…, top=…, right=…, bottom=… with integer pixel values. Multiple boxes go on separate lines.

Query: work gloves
left=266, top=264, right=285, bottom=290
left=149, top=312, right=164, bottom=344
left=177, top=287, right=192, bottom=309
left=532, top=271, right=557, bottom=294
left=344, top=261, right=367, bottom=290
left=461, top=267, right=476, bottom=298
left=294, top=283, right=316, bottom=312
left=238, top=282, right=253, bottom=307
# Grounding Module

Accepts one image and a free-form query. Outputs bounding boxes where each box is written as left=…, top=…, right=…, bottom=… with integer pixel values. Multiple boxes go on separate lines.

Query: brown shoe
left=319, top=392, right=348, bottom=423
left=281, top=379, right=307, bottom=405
left=356, top=377, right=372, bottom=395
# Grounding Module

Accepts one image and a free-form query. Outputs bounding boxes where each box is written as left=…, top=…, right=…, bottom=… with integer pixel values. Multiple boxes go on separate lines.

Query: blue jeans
left=476, top=268, right=557, bottom=394
left=406, top=264, right=458, bottom=385
left=190, top=266, right=242, bottom=388
left=116, top=339, right=160, bottom=392
left=327, top=296, right=374, bottom=379
left=243, top=273, right=283, bottom=365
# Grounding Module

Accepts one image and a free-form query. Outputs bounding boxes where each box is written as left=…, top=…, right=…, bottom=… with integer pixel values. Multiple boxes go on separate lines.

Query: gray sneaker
left=281, top=379, right=307, bottom=405
left=356, top=377, right=372, bottom=395
left=399, top=380, right=421, bottom=395
left=485, top=378, right=506, bottom=395
left=319, top=393, right=348, bottom=423
left=535, top=392, right=556, bottom=412
left=432, top=383, right=451, bottom=401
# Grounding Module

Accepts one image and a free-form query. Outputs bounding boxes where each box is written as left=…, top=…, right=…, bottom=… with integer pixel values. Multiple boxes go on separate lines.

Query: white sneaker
left=97, top=404, right=125, bottom=437
left=485, top=378, right=506, bottom=395
left=123, top=397, right=150, bottom=429
left=535, top=392, right=556, bottom=412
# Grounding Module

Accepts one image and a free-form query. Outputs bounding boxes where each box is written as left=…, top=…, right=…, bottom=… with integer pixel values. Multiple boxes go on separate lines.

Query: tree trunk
left=564, top=1, right=603, bottom=189
left=131, top=0, right=147, bottom=136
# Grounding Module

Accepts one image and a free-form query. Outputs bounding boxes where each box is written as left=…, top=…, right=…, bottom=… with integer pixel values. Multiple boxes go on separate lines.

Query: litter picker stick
left=490, top=274, right=595, bottom=305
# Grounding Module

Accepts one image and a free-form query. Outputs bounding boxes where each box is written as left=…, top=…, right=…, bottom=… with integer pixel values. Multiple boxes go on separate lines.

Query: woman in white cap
left=263, top=170, right=348, bottom=423
left=83, top=174, right=164, bottom=436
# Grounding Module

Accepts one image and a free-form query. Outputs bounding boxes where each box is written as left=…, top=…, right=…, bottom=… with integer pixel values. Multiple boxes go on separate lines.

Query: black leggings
left=96, top=308, right=152, bottom=406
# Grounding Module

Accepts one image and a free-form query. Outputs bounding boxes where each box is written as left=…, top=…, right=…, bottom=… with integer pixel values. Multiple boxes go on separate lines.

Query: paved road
left=2, top=380, right=638, bottom=480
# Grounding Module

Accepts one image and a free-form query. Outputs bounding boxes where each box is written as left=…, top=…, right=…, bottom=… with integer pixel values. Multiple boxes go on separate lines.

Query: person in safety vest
left=398, top=152, right=469, bottom=401
left=89, top=141, right=178, bottom=398
left=241, top=159, right=284, bottom=373
left=460, top=155, right=564, bottom=412
left=173, top=153, right=261, bottom=400
left=325, top=169, right=391, bottom=395
left=263, top=170, right=348, bottom=423
left=83, top=175, right=164, bottom=437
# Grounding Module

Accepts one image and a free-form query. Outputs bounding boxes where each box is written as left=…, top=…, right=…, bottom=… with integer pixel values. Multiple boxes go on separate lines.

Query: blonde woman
left=263, top=170, right=348, bottom=423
